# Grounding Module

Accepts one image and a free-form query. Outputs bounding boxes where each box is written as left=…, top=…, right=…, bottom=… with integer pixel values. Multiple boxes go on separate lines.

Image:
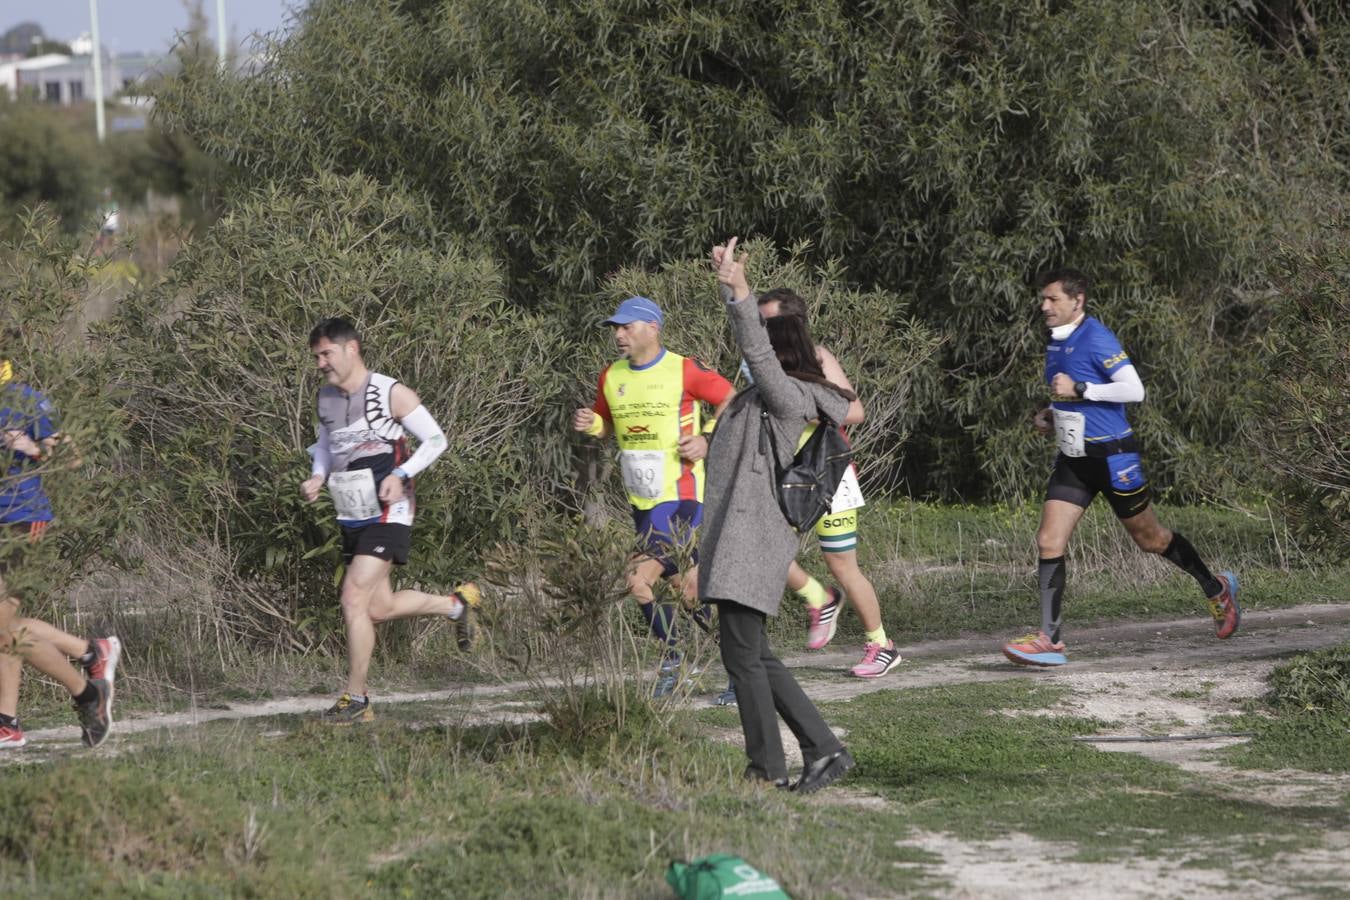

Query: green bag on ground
left=665, top=854, right=791, bottom=899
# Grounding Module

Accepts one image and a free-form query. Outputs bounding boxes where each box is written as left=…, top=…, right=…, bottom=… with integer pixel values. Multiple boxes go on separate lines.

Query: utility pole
left=88, top=0, right=105, bottom=142
left=216, top=0, right=228, bottom=71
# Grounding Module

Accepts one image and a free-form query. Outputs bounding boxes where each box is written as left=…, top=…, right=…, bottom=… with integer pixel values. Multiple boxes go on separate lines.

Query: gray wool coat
left=697, top=294, right=850, bottom=616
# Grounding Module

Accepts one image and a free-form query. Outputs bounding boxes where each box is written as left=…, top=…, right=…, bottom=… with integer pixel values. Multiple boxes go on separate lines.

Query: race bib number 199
left=620, top=450, right=665, bottom=500
left=329, top=469, right=382, bottom=521
left=1053, top=409, right=1087, bottom=458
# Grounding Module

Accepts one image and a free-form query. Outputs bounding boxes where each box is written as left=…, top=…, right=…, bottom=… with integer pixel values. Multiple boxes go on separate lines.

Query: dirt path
left=12, top=602, right=1350, bottom=897
left=20, top=601, right=1349, bottom=746
left=783, top=602, right=1350, bottom=900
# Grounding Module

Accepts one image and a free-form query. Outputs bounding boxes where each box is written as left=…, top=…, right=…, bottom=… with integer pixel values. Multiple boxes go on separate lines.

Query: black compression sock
left=74, top=682, right=99, bottom=704
left=1162, top=532, right=1223, bottom=599
left=0, top=713, right=16, bottom=727
left=1038, top=556, right=1066, bottom=643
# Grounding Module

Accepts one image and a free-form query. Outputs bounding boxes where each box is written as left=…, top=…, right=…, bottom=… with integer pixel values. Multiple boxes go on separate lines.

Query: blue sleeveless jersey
left=0, top=383, right=58, bottom=523
left=1046, top=317, right=1134, bottom=445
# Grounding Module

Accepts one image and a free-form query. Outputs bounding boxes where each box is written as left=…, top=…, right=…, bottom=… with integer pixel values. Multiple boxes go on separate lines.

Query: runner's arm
left=1082, top=365, right=1145, bottom=403
left=817, top=346, right=864, bottom=425
left=308, top=423, right=332, bottom=480
left=574, top=371, right=613, bottom=440
left=390, top=384, right=447, bottom=479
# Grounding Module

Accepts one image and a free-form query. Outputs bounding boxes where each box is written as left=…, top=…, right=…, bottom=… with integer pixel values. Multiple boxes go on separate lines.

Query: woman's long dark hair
left=765, top=315, right=855, bottom=402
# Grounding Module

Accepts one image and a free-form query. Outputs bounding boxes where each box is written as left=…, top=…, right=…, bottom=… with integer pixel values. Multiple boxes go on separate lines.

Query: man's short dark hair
left=1036, top=268, right=1091, bottom=302
left=309, top=317, right=361, bottom=348
left=756, top=287, right=810, bottom=321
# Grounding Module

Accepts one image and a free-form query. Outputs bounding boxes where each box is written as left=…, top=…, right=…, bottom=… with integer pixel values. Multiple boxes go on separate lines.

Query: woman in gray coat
left=699, top=238, right=857, bottom=793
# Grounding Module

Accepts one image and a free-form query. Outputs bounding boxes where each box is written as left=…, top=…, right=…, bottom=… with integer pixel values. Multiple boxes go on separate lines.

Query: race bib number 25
left=329, top=469, right=382, bottom=520
left=1053, top=409, right=1087, bottom=458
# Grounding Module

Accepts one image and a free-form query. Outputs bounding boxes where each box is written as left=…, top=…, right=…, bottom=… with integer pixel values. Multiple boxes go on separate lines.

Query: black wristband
left=1074, top=381, right=1088, bottom=398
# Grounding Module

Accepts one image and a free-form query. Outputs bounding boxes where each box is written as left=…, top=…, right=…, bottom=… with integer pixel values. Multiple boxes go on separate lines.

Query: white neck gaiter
left=1049, top=313, right=1086, bottom=342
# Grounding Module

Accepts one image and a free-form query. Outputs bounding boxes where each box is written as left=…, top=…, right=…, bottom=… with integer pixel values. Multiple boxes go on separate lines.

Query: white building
left=0, top=50, right=180, bottom=106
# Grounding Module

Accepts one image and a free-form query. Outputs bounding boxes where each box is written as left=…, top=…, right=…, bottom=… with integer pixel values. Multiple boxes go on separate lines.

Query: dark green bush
left=0, top=210, right=135, bottom=606
left=150, top=0, right=1350, bottom=499
left=0, top=99, right=102, bottom=234
left=104, top=172, right=571, bottom=647
left=1256, top=222, right=1350, bottom=559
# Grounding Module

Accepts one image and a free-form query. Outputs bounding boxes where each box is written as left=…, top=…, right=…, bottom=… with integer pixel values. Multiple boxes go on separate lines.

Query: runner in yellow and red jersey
left=573, top=296, right=734, bottom=697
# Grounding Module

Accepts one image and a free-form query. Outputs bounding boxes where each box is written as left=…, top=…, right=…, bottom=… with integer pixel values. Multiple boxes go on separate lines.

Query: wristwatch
left=1073, top=381, right=1088, bottom=399
left=394, top=467, right=411, bottom=485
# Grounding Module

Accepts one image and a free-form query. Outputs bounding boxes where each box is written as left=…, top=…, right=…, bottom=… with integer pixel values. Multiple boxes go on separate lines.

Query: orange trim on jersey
left=677, top=392, right=697, bottom=501
left=592, top=367, right=612, bottom=423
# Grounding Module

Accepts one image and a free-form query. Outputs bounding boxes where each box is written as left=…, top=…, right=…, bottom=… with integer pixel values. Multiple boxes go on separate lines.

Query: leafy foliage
left=0, top=210, right=134, bottom=605
left=151, top=0, right=1350, bottom=498
left=104, top=172, right=570, bottom=646
left=0, top=99, right=102, bottom=234
left=1255, top=222, right=1350, bottom=557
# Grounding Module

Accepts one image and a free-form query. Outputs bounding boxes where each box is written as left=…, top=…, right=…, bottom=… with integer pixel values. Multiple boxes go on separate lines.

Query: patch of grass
left=1217, top=644, right=1350, bottom=774
left=0, top=694, right=932, bottom=898
left=1269, top=645, right=1350, bottom=715
left=1219, top=712, right=1350, bottom=774
left=826, top=681, right=1347, bottom=865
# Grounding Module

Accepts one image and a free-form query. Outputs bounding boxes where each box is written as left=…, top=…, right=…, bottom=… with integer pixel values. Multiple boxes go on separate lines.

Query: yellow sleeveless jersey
left=592, top=349, right=732, bottom=510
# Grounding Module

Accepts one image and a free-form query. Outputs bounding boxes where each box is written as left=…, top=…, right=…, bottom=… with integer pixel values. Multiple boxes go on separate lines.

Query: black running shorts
left=0, top=521, right=50, bottom=598
left=1046, top=453, right=1152, bottom=520
left=340, top=522, right=412, bottom=566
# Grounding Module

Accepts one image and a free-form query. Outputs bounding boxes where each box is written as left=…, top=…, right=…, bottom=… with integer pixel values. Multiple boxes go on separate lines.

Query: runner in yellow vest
left=572, top=297, right=735, bottom=697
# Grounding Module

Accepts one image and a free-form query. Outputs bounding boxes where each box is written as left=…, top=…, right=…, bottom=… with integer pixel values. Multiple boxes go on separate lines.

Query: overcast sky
left=6, top=0, right=302, bottom=56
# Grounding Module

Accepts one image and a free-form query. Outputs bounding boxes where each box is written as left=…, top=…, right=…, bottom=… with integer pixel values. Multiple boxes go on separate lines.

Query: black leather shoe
left=792, top=748, right=854, bottom=794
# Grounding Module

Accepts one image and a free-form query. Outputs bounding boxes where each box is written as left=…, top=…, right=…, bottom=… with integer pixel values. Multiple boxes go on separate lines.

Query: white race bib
left=619, top=450, right=665, bottom=500
left=1053, top=409, right=1087, bottom=458
left=831, top=465, right=865, bottom=514
left=329, top=469, right=382, bottom=521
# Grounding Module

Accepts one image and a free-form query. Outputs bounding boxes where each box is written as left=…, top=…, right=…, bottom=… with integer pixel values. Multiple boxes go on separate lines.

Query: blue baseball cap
left=603, top=296, right=664, bottom=328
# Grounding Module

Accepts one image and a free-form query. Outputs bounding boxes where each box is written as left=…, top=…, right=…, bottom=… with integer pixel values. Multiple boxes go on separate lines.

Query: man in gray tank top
left=301, top=318, right=482, bottom=723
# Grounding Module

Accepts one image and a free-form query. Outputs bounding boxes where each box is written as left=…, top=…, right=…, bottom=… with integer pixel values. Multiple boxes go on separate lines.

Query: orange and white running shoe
left=1002, top=631, right=1067, bottom=667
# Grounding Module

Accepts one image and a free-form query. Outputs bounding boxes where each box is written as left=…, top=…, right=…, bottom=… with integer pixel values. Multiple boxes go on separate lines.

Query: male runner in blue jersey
left=0, top=357, right=119, bottom=749
left=1002, top=269, right=1240, bottom=667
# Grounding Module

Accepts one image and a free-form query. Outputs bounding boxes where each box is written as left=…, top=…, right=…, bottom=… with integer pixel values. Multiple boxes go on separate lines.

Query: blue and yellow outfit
left=1045, top=316, right=1149, bottom=518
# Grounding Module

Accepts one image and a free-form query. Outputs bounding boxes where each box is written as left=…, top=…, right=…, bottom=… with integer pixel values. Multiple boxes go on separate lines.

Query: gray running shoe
left=75, top=679, right=113, bottom=748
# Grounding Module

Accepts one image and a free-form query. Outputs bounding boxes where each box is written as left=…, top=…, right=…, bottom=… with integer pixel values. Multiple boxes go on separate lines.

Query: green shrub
left=0, top=99, right=102, bottom=234
left=104, top=172, right=571, bottom=649
left=1268, top=645, right=1350, bottom=715
left=0, top=209, right=134, bottom=609
left=1256, top=222, right=1350, bottom=558
left=150, top=0, right=1350, bottom=500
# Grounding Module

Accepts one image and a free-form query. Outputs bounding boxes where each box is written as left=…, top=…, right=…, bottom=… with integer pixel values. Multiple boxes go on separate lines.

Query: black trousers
left=716, top=599, right=843, bottom=780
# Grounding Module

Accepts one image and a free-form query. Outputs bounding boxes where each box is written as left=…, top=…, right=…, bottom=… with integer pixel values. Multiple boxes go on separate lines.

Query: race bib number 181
left=329, top=469, right=382, bottom=521
left=1053, top=409, right=1087, bottom=458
